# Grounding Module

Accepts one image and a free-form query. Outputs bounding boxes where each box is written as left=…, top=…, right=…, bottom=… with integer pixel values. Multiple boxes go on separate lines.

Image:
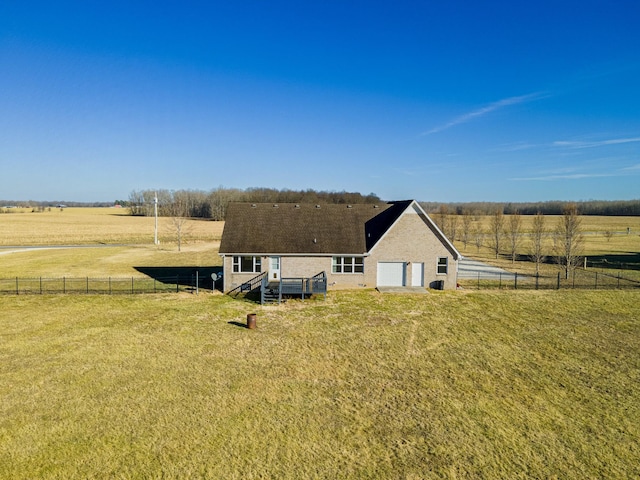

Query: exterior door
left=269, top=256, right=281, bottom=281
left=411, top=262, right=424, bottom=287
left=377, top=262, right=406, bottom=287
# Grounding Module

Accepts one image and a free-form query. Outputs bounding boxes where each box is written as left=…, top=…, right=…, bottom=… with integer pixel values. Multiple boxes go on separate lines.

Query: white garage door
left=377, top=262, right=406, bottom=287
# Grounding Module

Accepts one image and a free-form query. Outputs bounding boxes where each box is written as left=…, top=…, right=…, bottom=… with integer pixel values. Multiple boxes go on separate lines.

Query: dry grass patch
left=1, top=290, right=638, bottom=478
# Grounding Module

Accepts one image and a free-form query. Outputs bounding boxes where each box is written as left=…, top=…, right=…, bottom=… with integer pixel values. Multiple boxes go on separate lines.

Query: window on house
left=332, top=256, right=364, bottom=274
left=232, top=256, right=262, bottom=273
left=437, top=257, right=448, bottom=275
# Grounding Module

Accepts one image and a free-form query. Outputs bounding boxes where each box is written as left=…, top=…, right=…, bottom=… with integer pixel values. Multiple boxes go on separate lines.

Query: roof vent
left=294, top=204, right=300, bottom=208
left=273, top=204, right=279, bottom=208
left=313, top=237, right=317, bottom=243
left=347, top=205, right=352, bottom=208
left=315, top=205, right=321, bottom=208
left=251, top=204, right=257, bottom=208
left=373, top=205, right=379, bottom=208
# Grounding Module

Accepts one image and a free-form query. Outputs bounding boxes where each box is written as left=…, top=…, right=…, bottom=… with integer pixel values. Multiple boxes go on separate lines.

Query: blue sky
left=1, top=1, right=639, bottom=202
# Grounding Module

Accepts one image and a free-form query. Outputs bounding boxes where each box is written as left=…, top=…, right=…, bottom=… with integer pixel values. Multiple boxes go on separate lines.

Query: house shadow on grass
left=584, top=253, right=640, bottom=270
left=134, top=266, right=223, bottom=291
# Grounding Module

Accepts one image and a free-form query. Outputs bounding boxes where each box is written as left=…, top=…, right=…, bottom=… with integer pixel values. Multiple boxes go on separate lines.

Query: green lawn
left=1, top=290, right=638, bottom=479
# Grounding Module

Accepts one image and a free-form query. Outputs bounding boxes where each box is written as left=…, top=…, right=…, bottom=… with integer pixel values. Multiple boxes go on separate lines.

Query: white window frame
left=332, top=256, right=364, bottom=274
left=233, top=256, right=262, bottom=273
left=437, top=257, right=448, bottom=275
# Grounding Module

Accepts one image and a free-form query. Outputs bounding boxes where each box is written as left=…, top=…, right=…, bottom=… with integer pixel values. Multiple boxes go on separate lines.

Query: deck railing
left=227, top=272, right=267, bottom=297
left=261, top=271, right=327, bottom=304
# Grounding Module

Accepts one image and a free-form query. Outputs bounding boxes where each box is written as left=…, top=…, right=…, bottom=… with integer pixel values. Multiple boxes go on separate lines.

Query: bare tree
left=448, top=214, right=459, bottom=243
left=488, top=209, right=505, bottom=259
left=128, top=190, right=145, bottom=216
left=473, top=225, right=484, bottom=252
left=529, top=212, right=547, bottom=274
left=554, top=203, right=584, bottom=279
left=433, top=205, right=449, bottom=236
left=168, top=194, right=191, bottom=252
left=460, top=210, right=474, bottom=249
left=506, top=211, right=522, bottom=264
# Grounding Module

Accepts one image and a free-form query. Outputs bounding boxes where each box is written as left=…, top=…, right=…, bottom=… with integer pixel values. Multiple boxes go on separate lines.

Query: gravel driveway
left=458, top=257, right=518, bottom=280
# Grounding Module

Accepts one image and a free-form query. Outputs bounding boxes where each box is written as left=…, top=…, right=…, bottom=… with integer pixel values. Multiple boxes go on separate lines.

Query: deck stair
left=261, top=282, right=281, bottom=305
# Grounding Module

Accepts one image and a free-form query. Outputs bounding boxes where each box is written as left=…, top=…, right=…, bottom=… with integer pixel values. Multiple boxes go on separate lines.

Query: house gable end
left=367, top=200, right=460, bottom=259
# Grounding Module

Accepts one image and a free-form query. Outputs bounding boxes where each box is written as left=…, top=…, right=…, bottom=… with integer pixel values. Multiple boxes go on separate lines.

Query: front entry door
left=269, top=256, right=281, bottom=281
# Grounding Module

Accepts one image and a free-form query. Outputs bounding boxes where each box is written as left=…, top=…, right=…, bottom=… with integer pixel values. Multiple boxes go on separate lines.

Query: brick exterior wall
left=365, top=206, right=458, bottom=289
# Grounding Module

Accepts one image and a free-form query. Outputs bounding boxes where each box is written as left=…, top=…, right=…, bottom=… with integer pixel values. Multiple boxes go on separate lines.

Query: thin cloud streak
left=553, top=137, right=640, bottom=149
left=422, top=92, right=547, bottom=136
left=511, top=173, right=619, bottom=181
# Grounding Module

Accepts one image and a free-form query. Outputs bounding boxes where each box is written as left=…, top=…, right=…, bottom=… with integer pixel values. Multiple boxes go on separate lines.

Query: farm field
left=452, top=214, right=640, bottom=258
left=0, top=208, right=223, bottom=278
left=1, top=290, right=639, bottom=479
left=451, top=214, right=640, bottom=286
left=0, top=207, right=223, bottom=246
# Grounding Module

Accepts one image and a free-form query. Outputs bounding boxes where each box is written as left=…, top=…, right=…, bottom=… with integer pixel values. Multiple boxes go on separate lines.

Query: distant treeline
left=421, top=200, right=640, bottom=216
left=127, top=188, right=382, bottom=220
left=0, top=200, right=115, bottom=208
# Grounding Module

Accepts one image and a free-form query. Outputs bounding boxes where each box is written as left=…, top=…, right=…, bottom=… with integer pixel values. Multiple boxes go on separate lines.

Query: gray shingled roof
left=219, top=201, right=413, bottom=255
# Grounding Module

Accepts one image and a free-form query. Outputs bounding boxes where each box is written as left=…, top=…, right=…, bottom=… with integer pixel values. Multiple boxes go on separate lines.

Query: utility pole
left=154, top=192, right=159, bottom=245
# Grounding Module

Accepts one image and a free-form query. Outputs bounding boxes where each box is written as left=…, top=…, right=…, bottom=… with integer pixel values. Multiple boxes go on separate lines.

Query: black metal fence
left=460, top=269, right=640, bottom=291
left=0, top=274, right=215, bottom=295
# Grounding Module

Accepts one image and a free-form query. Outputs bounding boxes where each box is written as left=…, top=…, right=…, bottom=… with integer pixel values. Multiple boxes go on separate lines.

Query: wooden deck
left=261, top=272, right=327, bottom=304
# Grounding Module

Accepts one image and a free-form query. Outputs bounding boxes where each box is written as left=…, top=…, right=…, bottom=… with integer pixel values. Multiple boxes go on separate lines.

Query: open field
left=452, top=214, right=640, bottom=285
left=454, top=214, right=640, bottom=257
left=1, top=290, right=639, bottom=479
left=0, top=207, right=223, bottom=246
left=0, top=243, right=220, bottom=278
left=0, top=208, right=223, bottom=280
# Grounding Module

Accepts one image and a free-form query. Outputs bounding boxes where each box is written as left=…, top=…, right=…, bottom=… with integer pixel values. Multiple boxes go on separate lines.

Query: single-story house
left=218, top=200, right=460, bottom=293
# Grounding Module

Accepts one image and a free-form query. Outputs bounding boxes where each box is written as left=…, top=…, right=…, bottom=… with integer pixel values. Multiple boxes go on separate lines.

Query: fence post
left=176, top=275, right=179, bottom=293
left=196, top=271, right=199, bottom=295
left=40, top=276, right=43, bottom=294
left=499, top=272, right=502, bottom=289
left=63, top=276, right=66, bottom=294
left=86, top=277, right=89, bottom=294
left=535, top=272, right=539, bottom=290
left=109, top=277, right=112, bottom=295
left=478, top=272, right=481, bottom=290
left=514, top=272, right=518, bottom=290
left=16, top=277, right=19, bottom=295
left=557, top=272, right=560, bottom=289
left=595, top=272, right=598, bottom=289
left=131, top=277, right=134, bottom=294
